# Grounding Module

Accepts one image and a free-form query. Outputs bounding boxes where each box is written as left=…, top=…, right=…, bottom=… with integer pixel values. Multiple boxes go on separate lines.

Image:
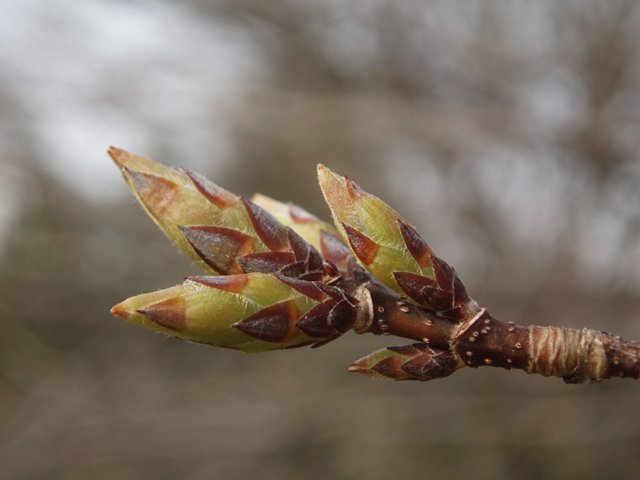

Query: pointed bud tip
left=317, top=164, right=341, bottom=185
left=348, top=358, right=400, bottom=379
left=110, top=302, right=130, bottom=320
left=348, top=363, right=366, bottom=373
left=107, top=146, right=129, bottom=168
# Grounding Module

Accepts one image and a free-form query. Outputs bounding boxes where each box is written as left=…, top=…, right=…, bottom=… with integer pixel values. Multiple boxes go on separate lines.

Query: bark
left=357, top=282, right=640, bottom=383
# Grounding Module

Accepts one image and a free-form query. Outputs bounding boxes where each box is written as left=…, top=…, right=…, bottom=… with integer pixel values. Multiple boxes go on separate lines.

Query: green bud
left=109, top=147, right=227, bottom=273
left=111, top=273, right=319, bottom=352
left=109, top=147, right=323, bottom=277
left=317, top=165, right=434, bottom=292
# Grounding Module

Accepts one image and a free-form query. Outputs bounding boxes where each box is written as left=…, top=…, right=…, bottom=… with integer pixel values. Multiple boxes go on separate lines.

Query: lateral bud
left=349, top=343, right=464, bottom=381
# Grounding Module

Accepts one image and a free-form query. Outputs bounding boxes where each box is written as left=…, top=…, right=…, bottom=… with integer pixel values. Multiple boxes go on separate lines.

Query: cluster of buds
left=111, top=148, right=640, bottom=384
left=109, top=148, right=366, bottom=353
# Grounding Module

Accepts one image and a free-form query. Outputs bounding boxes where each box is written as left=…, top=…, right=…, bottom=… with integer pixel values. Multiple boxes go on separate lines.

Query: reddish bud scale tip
left=187, top=275, right=250, bottom=294
left=328, top=299, right=357, bottom=333
left=232, top=300, right=302, bottom=344
left=348, top=348, right=405, bottom=378
left=179, top=225, right=255, bottom=275
left=287, top=228, right=324, bottom=272
left=136, top=297, right=187, bottom=332
left=420, top=286, right=455, bottom=312
left=182, top=168, right=238, bottom=209
left=398, top=220, right=434, bottom=269
left=387, top=343, right=427, bottom=356
left=236, top=251, right=296, bottom=274
left=107, top=146, right=126, bottom=167
left=401, top=350, right=462, bottom=380
left=322, top=261, right=340, bottom=279
left=342, top=223, right=379, bottom=265
left=314, top=282, right=349, bottom=303
left=371, top=357, right=410, bottom=380
left=288, top=202, right=320, bottom=224
left=393, top=271, right=438, bottom=304
left=371, top=357, right=411, bottom=380
left=295, top=301, right=339, bottom=338
left=431, top=255, right=455, bottom=289
left=241, top=196, right=289, bottom=252
left=287, top=228, right=308, bottom=258
left=272, top=274, right=327, bottom=302
left=307, top=247, right=325, bottom=273
left=110, top=302, right=130, bottom=321
left=344, top=176, right=368, bottom=200
left=436, top=306, right=463, bottom=321
left=123, top=168, right=180, bottom=216
left=452, top=276, right=472, bottom=308
left=397, top=355, right=433, bottom=378
left=320, top=231, right=353, bottom=270
left=280, top=262, right=322, bottom=281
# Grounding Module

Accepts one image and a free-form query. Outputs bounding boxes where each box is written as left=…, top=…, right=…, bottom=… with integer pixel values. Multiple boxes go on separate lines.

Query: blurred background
left=1, top=0, right=640, bottom=479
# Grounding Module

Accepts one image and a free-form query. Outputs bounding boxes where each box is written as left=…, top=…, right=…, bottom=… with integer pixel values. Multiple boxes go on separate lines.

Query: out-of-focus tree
left=1, top=1, right=640, bottom=479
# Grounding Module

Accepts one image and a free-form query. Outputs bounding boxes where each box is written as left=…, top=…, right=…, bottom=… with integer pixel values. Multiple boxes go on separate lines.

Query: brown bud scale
left=232, top=300, right=301, bottom=343
left=124, top=169, right=180, bottom=216
left=182, top=168, right=238, bottom=208
left=187, top=275, right=250, bottom=294
left=179, top=225, right=255, bottom=275
left=236, top=252, right=296, bottom=274
left=398, top=220, right=434, bottom=269
left=342, top=223, right=379, bottom=265
left=272, top=275, right=327, bottom=302
left=344, top=177, right=367, bottom=200
left=319, top=231, right=353, bottom=272
left=431, top=255, right=455, bottom=289
left=393, top=271, right=438, bottom=304
left=241, top=196, right=289, bottom=251
left=137, top=297, right=187, bottom=332
left=288, top=203, right=320, bottom=224
left=296, top=301, right=339, bottom=338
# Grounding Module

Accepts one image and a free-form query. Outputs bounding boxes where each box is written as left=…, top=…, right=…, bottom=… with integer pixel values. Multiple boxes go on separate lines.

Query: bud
left=349, top=343, right=464, bottom=381
left=250, top=193, right=338, bottom=252
left=318, top=164, right=480, bottom=319
left=109, top=147, right=230, bottom=273
left=317, top=165, right=433, bottom=292
left=250, top=192, right=359, bottom=281
left=110, top=273, right=321, bottom=352
left=110, top=149, right=365, bottom=349
left=110, top=147, right=326, bottom=281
